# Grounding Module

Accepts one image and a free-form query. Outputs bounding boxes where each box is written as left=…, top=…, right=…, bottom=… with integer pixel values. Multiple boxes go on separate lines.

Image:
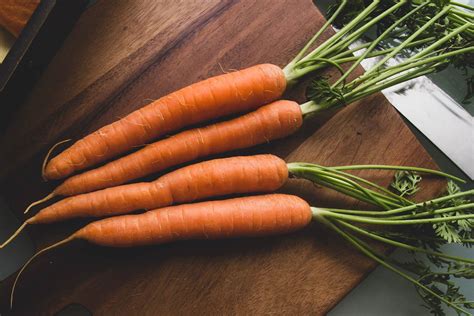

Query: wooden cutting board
left=0, top=0, right=445, bottom=315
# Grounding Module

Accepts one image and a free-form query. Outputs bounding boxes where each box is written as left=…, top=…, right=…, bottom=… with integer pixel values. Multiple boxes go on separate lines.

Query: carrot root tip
left=10, top=235, right=74, bottom=309
left=41, top=139, right=72, bottom=181
left=24, top=192, right=55, bottom=214
left=0, top=222, right=28, bottom=249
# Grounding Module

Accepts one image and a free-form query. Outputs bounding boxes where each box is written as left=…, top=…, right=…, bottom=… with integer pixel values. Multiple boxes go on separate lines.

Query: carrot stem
left=361, top=5, right=451, bottom=79
left=335, top=220, right=474, bottom=264
left=299, top=101, right=326, bottom=116
left=322, top=1, right=406, bottom=66
left=331, top=1, right=426, bottom=88
left=332, top=165, right=465, bottom=183
left=327, top=189, right=474, bottom=216
left=284, top=0, right=348, bottom=76
left=331, top=37, right=435, bottom=63
left=386, top=203, right=474, bottom=220
left=313, top=214, right=471, bottom=315
left=452, top=1, right=474, bottom=10
left=317, top=209, right=474, bottom=225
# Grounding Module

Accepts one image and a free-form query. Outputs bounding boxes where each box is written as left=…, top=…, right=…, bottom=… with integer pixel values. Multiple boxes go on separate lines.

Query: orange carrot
left=12, top=189, right=473, bottom=313
left=43, top=64, right=286, bottom=180
left=35, top=100, right=301, bottom=201
left=12, top=151, right=456, bottom=247
left=11, top=194, right=311, bottom=307
left=76, top=193, right=311, bottom=246
left=40, top=154, right=288, bottom=221
left=1, top=155, right=288, bottom=248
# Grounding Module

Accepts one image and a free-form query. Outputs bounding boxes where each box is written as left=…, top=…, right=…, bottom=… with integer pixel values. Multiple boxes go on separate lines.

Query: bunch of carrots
left=2, top=1, right=473, bottom=314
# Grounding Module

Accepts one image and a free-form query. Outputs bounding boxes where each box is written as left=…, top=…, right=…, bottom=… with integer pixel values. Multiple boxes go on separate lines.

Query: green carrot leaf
left=306, top=76, right=347, bottom=108
left=432, top=182, right=474, bottom=244
left=391, top=170, right=423, bottom=197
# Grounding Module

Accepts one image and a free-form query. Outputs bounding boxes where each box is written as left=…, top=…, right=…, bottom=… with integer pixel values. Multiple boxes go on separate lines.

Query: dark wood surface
left=0, top=0, right=445, bottom=315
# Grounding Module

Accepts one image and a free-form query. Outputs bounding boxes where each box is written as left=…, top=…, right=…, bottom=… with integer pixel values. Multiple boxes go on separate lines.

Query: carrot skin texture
left=55, top=100, right=302, bottom=196
left=73, top=194, right=312, bottom=247
left=44, top=64, right=286, bottom=180
left=30, top=155, right=288, bottom=224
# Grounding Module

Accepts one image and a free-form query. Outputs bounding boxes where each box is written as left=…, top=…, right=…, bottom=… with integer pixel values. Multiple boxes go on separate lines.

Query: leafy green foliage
left=299, top=0, right=474, bottom=112
left=390, top=181, right=473, bottom=246
left=321, top=178, right=473, bottom=315
left=327, top=0, right=457, bottom=42
left=415, top=262, right=474, bottom=316
left=326, top=0, right=374, bottom=29
left=306, top=76, right=347, bottom=108
left=432, top=182, right=474, bottom=244
left=296, top=2, right=474, bottom=313
left=362, top=231, right=474, bottom=316
left=391, top=170, right=422, bottom=196
left=435, top=221, right=463, bottom=244
left=383, top=183, right=473, bottom=314
left=388, top=174, right=473, bottom=247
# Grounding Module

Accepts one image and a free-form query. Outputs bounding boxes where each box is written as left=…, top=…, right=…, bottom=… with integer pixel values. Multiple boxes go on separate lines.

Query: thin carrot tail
left=0, top=222, right=28, bottom=249
left=24, top=192, right=55, bottom=214
left=41, top=139, right=72, bottom=181
left=10, top=236, right=74, bottom=309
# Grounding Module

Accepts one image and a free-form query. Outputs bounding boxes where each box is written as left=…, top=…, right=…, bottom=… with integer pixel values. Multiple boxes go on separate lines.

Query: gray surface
left=0, top=198, right=33, bottom=280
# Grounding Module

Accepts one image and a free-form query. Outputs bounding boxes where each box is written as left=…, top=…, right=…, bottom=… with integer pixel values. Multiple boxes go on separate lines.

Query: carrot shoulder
left=44, top=64, right=286, bottom=180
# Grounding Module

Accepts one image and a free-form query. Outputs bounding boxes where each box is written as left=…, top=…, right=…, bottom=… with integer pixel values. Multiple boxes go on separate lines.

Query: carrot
left=1, top=155, right=288, bottom=248
left=43, top=64, right=287, bottom=180
left=30, top=100, right=301, bottom=203
left=42, top=1, right=471, bottom=183
left=6, top=153, right=460, bottom=248
left=12, top=189, right=474, bottom=313
left=75, top=193, right=311, bottom=246
left=10, top=194, right=312, bottom=307
left=41, top=154, right=288, bottom=221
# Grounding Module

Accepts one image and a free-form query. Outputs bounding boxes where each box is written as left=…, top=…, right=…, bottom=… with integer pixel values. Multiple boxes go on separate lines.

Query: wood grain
left=0, top=0, right=444, bottom=315
left=0, top=0, right=231, bottom=179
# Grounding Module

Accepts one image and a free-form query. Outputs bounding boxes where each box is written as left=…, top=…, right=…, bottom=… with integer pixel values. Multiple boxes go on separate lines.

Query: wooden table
left=0, top=1, right=444, bottom=315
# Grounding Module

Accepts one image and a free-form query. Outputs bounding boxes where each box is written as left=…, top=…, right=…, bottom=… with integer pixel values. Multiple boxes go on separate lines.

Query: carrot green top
left=282, top=0, right=473, bottom=116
